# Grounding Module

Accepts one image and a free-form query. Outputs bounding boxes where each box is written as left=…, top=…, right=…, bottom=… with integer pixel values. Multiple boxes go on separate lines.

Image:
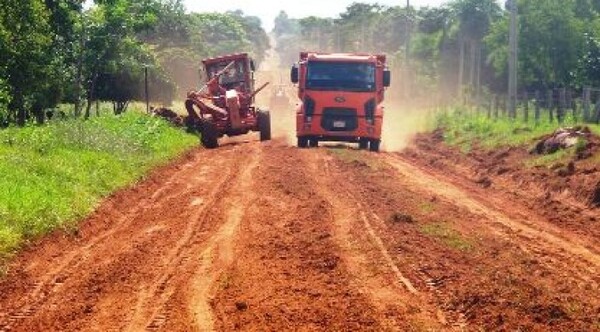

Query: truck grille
left=321, top=108, right=358, bottom=132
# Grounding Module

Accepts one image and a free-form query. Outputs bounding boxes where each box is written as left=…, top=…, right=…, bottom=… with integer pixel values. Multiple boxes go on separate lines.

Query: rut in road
left=0, top=143, right=259, bottom=332
left=318, top=148, right=599, bottom=330
left=307, top=151, right=451, bottom=330
left=382, top=154, right=600, bottom=271
left=1, top=141, right=599, bottom=331
left=211, top=143, right=394, bottom=331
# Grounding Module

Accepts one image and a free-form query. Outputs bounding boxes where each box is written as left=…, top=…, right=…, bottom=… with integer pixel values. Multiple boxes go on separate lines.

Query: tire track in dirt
left=382, top=154, right=600, bottom=272
left=321, top=148, right=599, bottom=330
left=188, top=146, right=260, bottom=331
left=123, top=154, right=244, bottom=331
left=306, top=151, right=449, bottom=331
left=0, top=143, right=255, bottom=332
left=0, top=150, right=216, bottom=331
left=211, top=143, right=388, bottom=331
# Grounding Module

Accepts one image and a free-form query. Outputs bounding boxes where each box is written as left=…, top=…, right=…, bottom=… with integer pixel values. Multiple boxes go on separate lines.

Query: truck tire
left=369, top=139, right=380, bottom=152
left=257, top=110, right=271, bottom=141
left=200, top=119, right=219, bottom=149
left=298, top=137, right=308, bottom=148
left=359, top=139, right=369, bottom=150
left=309, top=138, right=319, bottom=148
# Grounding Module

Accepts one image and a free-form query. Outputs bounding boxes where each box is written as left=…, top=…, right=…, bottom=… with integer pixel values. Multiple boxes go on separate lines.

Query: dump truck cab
left=291, top=52, right=390, bottom=151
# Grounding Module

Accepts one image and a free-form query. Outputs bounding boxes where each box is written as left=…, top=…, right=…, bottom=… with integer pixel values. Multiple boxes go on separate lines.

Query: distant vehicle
left=185, top=53, right=271, bottom=148
left=269, top=84, right=292, bottom=111
left=291, top=52, right=391, bottom=152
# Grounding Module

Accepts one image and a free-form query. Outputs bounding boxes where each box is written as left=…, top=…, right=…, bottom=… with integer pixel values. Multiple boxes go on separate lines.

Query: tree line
left=0, top=0, right=269, bottom=126
left=273, top=0, right=600, bottom=104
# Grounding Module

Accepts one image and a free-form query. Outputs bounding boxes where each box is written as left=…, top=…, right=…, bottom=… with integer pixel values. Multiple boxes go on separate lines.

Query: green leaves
left=486, top=0, right=584, bottom=88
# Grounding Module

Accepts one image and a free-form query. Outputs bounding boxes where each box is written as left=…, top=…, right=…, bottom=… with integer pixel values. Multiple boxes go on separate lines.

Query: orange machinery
left=290, top=52, right=391, bottom=151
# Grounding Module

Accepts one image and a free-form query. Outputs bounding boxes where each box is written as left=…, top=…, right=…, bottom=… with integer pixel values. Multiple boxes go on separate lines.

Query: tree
left=0, top=0, right=55, bottom=125
left=273, top=11, right=299, bottom=37
left=228, top=11, right=270, bottom=66
left=574, top=33, right=600, bottom=88
left=336, top=3, right=382, bottom=52
left=486, top=0, right=582, bottom=89
left=298, top=17, right=334, bottom=51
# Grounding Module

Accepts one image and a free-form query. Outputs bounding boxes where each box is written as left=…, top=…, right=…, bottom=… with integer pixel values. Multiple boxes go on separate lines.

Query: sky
left=183, top=0, right=451, bottom=31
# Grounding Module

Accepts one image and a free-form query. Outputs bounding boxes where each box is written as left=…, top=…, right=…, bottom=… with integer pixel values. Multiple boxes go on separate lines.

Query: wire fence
left=468, top=87, right=600, bottom=124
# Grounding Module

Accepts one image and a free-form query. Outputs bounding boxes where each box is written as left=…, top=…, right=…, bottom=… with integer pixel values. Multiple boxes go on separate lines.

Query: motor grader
left=185, top=53, right=271, bottom=148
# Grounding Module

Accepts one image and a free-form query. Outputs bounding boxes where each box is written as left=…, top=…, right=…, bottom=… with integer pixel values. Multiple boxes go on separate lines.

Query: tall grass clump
left=435, top=106, right=600, bottom=151
left=0, top=112, right=197, bottom=259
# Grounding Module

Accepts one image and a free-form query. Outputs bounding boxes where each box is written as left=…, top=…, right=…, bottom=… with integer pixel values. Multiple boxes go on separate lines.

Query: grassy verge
left=436, top=106, right=600, bottom=153
left=420, top=222, right=474, bottom=252
left=0, top=111, right=197, bottom=260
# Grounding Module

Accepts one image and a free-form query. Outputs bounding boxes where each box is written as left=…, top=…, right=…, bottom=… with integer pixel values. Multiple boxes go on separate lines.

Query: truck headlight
left=304, top=96, right=315, bottom=117
left=364, top=98, right=376, bottom=124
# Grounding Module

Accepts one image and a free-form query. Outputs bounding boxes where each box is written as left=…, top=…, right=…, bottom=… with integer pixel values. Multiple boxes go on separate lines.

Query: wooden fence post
left=523, top=91, right=529, bottom=122
left=547, top=90, right=554, bottom=122
left=583, top=88, right=591, bottom=122
left=558, top=88, right=566, bottom=124
left=494, top=95, right=499, bottom=119
left=534, top=90, right=541, bottom=124
left=595, top=92, right=600, bottom=124
left=566, top=90, right=576, bottom=121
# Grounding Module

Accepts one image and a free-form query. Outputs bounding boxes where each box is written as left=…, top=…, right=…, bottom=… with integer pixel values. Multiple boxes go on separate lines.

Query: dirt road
left=0, top=139, right=598, bottom=331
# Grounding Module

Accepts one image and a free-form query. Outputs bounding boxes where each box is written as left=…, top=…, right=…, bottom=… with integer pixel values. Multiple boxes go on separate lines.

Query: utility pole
left=507, top=0, right=518, bottom=118
left=144, top=65, right=149, bottom=114
left=405, top=0, right=410, bottom=66
left=405, top=0, right=411, bottom=99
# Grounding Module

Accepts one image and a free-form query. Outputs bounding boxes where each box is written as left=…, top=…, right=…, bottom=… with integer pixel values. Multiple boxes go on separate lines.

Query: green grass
left=418, top=201, right=436, bottom=214
left=328, top=147, right=386, bottom=170
left=0, top=111, right=197, bottom=260
left=436, top=106, right=600, bottom=152
left=525, top=149, right=573, bottom=168
left=420, top=222, right=474, bottom=251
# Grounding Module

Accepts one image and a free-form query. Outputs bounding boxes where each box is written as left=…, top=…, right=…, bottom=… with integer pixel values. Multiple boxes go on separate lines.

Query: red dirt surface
left=0, top=138, right=598, bottom=331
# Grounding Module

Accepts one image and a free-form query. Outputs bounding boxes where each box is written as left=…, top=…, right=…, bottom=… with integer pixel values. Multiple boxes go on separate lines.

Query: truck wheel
left=257, top=110, right=271, bottom=141
left=359, top=139, right=369, bottom=150
left=309, top=138, right=319, bottom=148
left=298, top=137, right=308, bottom=148
left=369, top=139, right=380, bottom=152
left=200, top=119, right=219, bottom=149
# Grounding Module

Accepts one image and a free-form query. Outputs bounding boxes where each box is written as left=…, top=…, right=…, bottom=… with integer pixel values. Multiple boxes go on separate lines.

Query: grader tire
left=200, top=119, right=219, bottom=149
left=258, top=110, right=271, bottom=141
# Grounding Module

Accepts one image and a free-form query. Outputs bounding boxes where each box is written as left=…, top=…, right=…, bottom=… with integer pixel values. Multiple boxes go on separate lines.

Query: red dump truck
left=291, top=52, right=390, bottom=151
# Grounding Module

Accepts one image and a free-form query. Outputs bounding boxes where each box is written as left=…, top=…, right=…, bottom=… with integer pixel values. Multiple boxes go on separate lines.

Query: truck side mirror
left=291, top=65, right=299, bottom=84
left=383, top=69, right=391, bottom=87
left=250, top=60, right=256, bottom=72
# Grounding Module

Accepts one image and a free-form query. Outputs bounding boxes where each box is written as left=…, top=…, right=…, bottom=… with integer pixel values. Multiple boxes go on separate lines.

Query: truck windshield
left=306, top=62, right=376, bottom=92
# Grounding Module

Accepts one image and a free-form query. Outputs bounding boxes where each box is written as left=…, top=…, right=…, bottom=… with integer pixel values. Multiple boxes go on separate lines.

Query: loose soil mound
left=152, top=107, right=186, bottom=127
left=403, top=128, right=600, bottom=238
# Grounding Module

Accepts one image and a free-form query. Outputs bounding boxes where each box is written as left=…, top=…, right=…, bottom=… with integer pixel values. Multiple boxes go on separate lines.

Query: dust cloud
left=256, top=40, right=437, bottom=150
left=255, top=37, right=297, bottom=146
left=380, top=98, right=435, bottom=152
